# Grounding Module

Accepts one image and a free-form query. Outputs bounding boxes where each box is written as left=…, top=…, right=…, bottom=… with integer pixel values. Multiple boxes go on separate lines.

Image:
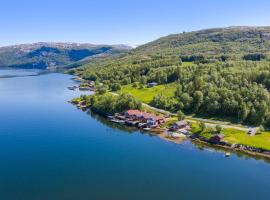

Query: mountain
left=0, top=42, right=131, bottom=69
left=75, top=26, right=270, bottom=78
left=135, top=26, right=270, bottom=57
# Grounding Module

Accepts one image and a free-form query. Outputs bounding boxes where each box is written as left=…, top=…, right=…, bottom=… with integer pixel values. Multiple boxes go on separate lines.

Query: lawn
left=190, top=122, right=270, bottom=150
left=119, top=83, right=177, bottom=103
left=222, top=128, right=270, bottom=151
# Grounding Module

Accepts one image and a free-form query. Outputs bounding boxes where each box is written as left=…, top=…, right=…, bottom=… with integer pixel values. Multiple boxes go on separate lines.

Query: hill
left=75, top=26, right=270, bottom=78
left=136, top=26, right=270, bottom=56
left=0, top=42, right=131, bottom=69
left=73, top=26, right=270, bottom=127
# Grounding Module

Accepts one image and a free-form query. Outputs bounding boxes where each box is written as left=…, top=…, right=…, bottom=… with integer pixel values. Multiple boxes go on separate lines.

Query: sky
left=1, top=0, right=270, bottom=47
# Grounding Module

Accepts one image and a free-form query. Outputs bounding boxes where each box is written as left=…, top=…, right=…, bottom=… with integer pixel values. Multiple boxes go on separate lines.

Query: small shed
left=146, top=115, right=165, bottom=126
left=170, top=120, right=188, bottom=131
left=80, top=100, right=86, bottom=106
left=209, top=134, right=224, bottom=144
left=248, top=128, right=256, bottom=136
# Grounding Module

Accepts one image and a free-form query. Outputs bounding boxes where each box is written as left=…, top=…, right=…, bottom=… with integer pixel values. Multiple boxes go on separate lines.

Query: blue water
left=0, top=70, right=270, bottom=200
left=0, top=68, right=42, bottom=78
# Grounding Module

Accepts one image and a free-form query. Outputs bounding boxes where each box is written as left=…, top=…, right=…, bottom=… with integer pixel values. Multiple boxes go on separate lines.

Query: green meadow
left=118, top=83, right=177, bottom=104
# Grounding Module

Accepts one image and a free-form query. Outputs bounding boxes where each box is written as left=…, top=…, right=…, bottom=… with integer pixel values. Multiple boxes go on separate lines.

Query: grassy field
left=190, top=122, right=270, bottom=150
left=187, top=120, right=270, bottom=150
left=119, top=83, right=177, bottom=103
left=222, top=129, right=270, bottom=151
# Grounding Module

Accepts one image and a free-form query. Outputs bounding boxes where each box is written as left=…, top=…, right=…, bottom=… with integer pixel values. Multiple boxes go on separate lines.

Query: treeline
left=180, top=53, right=268, bottom=63
left=73, top=53, right=269, bottom=86
left=149, top=61, right=270, bottom=126
left=79, top=93, right=142, bottom=116
left=78, top=60, right=270, bottom=126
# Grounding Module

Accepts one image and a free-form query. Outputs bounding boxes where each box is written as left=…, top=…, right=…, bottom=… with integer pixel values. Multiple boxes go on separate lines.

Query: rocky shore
left=190, top=134, right=270, bottom=159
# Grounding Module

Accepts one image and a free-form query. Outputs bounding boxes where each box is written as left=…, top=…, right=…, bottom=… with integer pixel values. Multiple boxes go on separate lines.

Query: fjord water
left=0, top=70, right=270, bottom=200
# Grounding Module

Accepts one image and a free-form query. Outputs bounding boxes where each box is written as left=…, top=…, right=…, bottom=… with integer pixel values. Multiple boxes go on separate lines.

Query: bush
left=96, top=85, right=107, bottom=94
left=177, top=110, right=185, bottom=120
left=259, top=125, right=265, bottom=132
left=216, top=125, right=223, bottom=133
left=111, top=83, right=121, bottom=91
left=199, top=122, right=206, bottom=131
left=132, top=82, right=139, bottom=88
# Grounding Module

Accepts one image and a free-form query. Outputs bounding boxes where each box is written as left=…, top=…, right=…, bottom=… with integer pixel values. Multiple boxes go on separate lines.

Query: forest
left=70, top=27, right=270, bottom=127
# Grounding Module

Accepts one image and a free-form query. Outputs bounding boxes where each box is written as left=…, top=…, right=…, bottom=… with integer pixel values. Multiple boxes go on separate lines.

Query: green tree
left=177, top=110, right=185, bottom=120
left=216, top=125, right=223, bottom=133
left=140, top=76, right=147, bottom=85
left=199, top=122, right=206, bottom=131
left=239, top=103, right=249, bottom=122
left=193, top=90, right=204, bottom=112
left=111, top=83, right=121, bottom=91
left=175, top=85, right=183, bottom=98
left=180, top=93, right=193, bottom=110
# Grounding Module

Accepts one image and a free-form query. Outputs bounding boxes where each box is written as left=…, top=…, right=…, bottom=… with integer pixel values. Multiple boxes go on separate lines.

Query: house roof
left=126, top=110, right=164, bottom=121
left=141, top=112, right=153, bottom=119
left=141, top=112, right=164, bottom=121
left=126, top=110, right=141, bottom=116
left=175, top=120, right=187, bottom=126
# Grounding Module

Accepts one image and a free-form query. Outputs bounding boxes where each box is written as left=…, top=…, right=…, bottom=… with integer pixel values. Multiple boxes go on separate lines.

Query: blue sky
left=1, top=0, right=270, bottom=46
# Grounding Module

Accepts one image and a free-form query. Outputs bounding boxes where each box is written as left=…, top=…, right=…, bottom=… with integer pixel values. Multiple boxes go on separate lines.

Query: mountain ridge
left=0, top=42, right=131, bottom=69
left=134, top=26, right=270, bottom=55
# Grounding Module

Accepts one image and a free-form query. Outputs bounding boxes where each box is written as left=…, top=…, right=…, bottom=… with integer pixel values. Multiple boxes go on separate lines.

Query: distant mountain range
left=2, top=26, right=270, bottom=70
left=0, top=42, right=131, bottom=69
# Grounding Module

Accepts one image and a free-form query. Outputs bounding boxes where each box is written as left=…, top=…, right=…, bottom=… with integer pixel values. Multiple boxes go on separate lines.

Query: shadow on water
left=87, top=110, right=162, bottom=138
left=87, top=109, right=270, bottom=164
left=0, top=68, right=63, bottom=78
left=192, top=140, right=270, bottom=164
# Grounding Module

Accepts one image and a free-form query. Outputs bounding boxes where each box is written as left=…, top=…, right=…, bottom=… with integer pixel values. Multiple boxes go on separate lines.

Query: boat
left=143, top=127, right=151, bottom=131
left=179, top=129, right=190, bottom=135
left=225, top=152, right=231, bottom=157
left=170, top=132, right=186, bottom=138
left=110, top=119, right=125, bottom=124
left=125, top=120, right=139, bottom=126
left=67, top=86, right=77, bottom=90
left=138, top=123, right=147, bottom=128
left=79, top=87, right=91, bottom=91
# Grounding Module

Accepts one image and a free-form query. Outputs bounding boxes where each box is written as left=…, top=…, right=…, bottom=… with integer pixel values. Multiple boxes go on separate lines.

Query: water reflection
left=88, top=110, right=138, bottom=134
left=87, top=109, right=270, bottom=164
left=0, top=68, right=62, bottom=78
left=192, top=140, right=270, bottom=164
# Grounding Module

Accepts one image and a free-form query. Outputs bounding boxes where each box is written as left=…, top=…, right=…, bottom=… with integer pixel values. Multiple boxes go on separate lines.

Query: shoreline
left=70, top=99, right=270, bottom=160
left=191, top=136, right=270, bottom=159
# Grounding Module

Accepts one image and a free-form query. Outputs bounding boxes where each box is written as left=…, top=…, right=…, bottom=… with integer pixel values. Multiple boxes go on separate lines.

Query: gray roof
left=175, top=121, right=187, bottom=126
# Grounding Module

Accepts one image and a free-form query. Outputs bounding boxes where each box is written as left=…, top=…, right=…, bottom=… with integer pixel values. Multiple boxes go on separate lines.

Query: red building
left=125, top=110, right=165, bottom=126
